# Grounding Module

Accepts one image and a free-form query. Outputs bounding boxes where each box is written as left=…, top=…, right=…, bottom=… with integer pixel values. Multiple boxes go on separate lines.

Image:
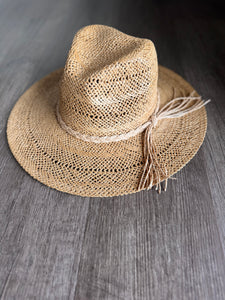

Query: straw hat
left=7, top=25, right=209, bottom=197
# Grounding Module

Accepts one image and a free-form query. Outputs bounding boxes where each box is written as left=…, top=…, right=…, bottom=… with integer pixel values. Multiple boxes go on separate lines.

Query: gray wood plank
left=74, top=158, right=225, bottom=300
left=171, top=16, right=225, bottom=254
left=0, top=0, right=224, bottom=299
left=0, top=0, right=91, bottom=299
left=0, top=182, right=90, bottom=299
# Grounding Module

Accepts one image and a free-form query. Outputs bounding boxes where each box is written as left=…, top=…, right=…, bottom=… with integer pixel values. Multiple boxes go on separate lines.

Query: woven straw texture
left=7, top=25, right=207, bottom=197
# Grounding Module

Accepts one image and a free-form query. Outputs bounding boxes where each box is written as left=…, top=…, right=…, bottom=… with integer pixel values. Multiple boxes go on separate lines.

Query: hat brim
left=7, top=66, right=207, bottom=197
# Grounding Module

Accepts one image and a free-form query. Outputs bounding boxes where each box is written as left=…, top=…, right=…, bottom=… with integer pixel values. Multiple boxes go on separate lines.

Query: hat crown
left=59, top=25, right=158, bottom=137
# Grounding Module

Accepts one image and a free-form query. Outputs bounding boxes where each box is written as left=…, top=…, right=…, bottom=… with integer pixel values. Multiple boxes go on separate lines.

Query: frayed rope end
left=138, top=89, right=210, bottom=193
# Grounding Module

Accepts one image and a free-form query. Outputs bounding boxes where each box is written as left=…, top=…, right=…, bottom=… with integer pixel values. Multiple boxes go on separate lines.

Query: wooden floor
left=0, top=0, right=224, bottom=299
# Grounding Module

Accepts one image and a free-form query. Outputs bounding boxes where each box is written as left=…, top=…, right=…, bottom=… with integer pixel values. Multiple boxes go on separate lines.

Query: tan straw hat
left=7, top=24, right=210, bottom=197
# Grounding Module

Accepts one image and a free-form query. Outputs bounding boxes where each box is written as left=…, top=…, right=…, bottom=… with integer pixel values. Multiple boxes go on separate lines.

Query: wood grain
left=0, top=0, right=224, bottom=299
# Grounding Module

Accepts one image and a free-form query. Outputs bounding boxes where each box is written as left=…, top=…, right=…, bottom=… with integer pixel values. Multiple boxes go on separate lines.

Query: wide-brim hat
left=7, top=25, right=209, bottom=197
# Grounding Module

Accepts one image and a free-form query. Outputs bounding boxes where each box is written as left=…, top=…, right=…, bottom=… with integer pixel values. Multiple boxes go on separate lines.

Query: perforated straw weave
left=7, top=25, right=208, bottom=197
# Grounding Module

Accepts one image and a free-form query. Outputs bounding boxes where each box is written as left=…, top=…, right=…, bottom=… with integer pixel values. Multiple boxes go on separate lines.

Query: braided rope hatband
left=56, top=102, right=152, bottom=143
left=56, top=91, right=210, bottom=192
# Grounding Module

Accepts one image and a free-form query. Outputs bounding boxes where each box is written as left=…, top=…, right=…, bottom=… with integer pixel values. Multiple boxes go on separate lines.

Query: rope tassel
left=138, top=89, right=210, bottom=193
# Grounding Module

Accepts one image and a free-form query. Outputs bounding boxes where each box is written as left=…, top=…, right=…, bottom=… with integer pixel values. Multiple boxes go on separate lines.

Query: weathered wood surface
left=0, top=0, right=224, bottom=299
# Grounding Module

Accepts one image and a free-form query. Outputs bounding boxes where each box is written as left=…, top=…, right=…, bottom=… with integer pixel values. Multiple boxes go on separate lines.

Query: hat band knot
left=56, top=90, right=210, bottom=193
